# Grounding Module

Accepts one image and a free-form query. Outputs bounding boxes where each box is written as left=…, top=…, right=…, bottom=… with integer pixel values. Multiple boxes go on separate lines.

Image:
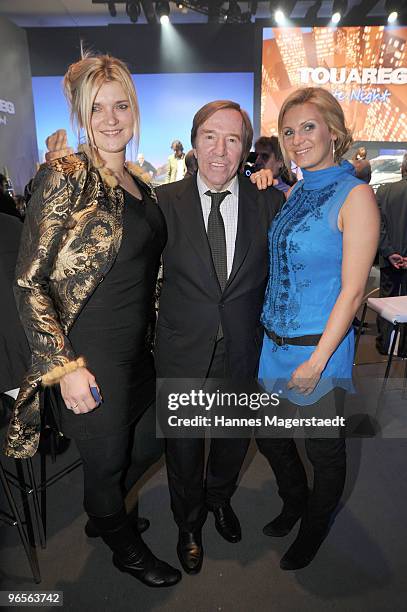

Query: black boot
left=280, top=518, right=328, bottom=570
left=280, top=438, right=346, bottom=570
left=257, top=438, right=308, bottom=537
left=85, top=504, right=150, bottom=538
left=90, top=508, right=181, bottom=588
left=263, top=495, right=307, bottom=537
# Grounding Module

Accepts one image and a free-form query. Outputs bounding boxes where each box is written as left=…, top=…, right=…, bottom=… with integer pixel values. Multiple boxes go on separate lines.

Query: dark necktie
left=205, top=190, right=230, bottom=292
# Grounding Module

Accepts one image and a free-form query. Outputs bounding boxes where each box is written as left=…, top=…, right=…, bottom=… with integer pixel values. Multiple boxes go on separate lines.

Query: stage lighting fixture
left=126, top=0, right=141, bottom=22
left=331, top=0, right=347, bottom=24
left=274, top=8, right=285, bottom=24
left=156, top=1, right=170, bottom=24
left=107, top=1, right=116, bottom=17
left=385, top=0, right=399, bottom=23
left=225, top=0, right=241, bottom=22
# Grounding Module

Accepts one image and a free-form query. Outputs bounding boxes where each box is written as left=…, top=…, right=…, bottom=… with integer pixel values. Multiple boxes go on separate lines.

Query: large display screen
left=32, top=72, right=253, bottom=180
left=261, top=26, right=407, bottom=142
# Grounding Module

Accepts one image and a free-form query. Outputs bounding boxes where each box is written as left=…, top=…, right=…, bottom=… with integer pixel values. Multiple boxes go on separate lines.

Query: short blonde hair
left=277, top=87, right=353, bottom=165
left=191, top=100, right=253, bottom=167
left=63, top=54, right=140, bottom=161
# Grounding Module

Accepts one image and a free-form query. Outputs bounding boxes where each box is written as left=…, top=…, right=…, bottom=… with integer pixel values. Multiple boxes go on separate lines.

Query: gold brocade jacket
left=4, top=152, right=157, bottom=459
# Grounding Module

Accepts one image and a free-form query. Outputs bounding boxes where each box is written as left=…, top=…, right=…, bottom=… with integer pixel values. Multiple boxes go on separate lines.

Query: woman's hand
left=60, top=367, right=102, bottom=414
left=249, top=168, right=275, bottom=190
left=45, top=129, right=74, bottom=162
left=287, top=359, right=323, bottom=395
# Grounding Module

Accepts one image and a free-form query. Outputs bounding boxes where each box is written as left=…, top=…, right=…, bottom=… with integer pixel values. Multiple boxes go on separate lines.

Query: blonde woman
left=5, top=55, right=181, bottom=588
left=256, top=87, right=379, bottom=570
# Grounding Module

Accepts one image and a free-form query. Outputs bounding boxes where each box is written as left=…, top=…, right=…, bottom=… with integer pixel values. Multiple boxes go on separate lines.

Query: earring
left=332, top=140, right=336, bottom=162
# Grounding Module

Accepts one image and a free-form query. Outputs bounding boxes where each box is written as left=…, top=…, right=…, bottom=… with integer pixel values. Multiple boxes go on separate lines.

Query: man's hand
left=60, top=367, right=102, bottom=414
left=388, top=253, right=404, bottom=269
left=45, top=129, right=74, bottom=162
left=249, top=168, right=275, bottom=190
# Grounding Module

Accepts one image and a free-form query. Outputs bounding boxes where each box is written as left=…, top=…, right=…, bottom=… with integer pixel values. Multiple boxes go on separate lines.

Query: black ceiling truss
left=91, top=1, right=407, bottom=26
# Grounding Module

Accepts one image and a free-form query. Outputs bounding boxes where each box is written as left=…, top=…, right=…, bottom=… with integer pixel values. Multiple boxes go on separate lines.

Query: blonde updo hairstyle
left=63, top=54, right=140, bottom=168
left=277, top=87, right=353, bottom=167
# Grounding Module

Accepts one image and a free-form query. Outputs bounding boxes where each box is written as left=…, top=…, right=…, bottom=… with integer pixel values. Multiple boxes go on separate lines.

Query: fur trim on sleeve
left=42, top=356, right=87, bottom=386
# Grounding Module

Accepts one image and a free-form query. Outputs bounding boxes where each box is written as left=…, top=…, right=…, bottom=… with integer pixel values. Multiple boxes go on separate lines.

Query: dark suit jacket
left=377, top=177, right=407, bottom=267
left=155, top=174, right=284, bottom=378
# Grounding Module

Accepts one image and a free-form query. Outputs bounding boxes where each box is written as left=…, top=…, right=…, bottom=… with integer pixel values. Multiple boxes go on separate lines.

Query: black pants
left=165, top=339, right=250, bottom=532
left=377, top=266, right=407, bottom=356
left=75, top=402, right=163, bottom=517
left=256, top=389, right=346, bottom=530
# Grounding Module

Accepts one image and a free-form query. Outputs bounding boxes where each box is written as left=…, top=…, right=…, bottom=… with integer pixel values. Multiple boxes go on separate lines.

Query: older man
left=155, top=101, right=284, bottom=573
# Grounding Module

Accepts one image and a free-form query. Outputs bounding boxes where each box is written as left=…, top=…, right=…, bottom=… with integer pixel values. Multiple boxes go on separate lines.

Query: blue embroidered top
left=259, top=161, right=362, bottom=405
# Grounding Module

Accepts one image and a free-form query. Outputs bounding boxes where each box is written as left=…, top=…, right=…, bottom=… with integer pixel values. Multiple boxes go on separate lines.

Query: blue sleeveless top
left=258, top=161, right=362, bottom=406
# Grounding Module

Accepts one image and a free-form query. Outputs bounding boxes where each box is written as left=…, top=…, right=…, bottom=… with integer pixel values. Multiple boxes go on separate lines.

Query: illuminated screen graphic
left=32, top=72, right=254, bottom=174
left=261, top=26, right=407, bottom=142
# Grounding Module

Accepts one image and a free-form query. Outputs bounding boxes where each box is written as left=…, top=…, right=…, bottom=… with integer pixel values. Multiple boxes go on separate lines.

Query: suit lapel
left=174, top=176, right=222, bottom=294
left=226, top=175, right=259, bottom=290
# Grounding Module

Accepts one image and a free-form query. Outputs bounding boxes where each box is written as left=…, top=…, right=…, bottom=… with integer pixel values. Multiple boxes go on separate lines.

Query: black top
left=51, top=191, right=166, bottom=439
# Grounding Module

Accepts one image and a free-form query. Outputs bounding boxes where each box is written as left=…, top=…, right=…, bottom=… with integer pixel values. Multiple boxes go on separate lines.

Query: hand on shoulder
left=45, top=129, right=74, bottom=162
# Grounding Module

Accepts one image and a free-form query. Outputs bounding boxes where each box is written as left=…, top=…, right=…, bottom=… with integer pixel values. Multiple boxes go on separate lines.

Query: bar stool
left=355, top=294, right=407, bottom=390
left=0, top=460, right=42, bottom=583
left=38, top=426, right=82, bottom=538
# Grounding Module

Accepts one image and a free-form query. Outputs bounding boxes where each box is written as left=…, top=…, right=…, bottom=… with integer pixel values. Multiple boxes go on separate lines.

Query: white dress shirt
left=196, top=171, right=239, bottom=278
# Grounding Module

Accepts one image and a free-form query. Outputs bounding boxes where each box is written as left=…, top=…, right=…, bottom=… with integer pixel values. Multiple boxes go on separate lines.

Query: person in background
left=0, top=174, right=22, bottom=220
left=4, top=53, right=181, bottom=589
left=256, top=87, right=379, bottom=571
left=351, top=146, right=371, bottom=184
left=13, top=194, right=27, bottom=220
left=0, top=212, right=31, bottom=409
left=166, top=139, right=186, bottom=183
left=254, top=135, right=296, bottom=194
left=135, top=153, right=157, bottom=179
left=376, top=152, right=407, bottom=356
left=184, top=149, right=198, bottom=176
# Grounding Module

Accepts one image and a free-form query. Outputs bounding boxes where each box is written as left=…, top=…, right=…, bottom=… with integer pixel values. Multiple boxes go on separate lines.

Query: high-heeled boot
left=89, top=507, right=181, bottom=588
left=280, top=438, right=346, bottom=570
left=85, top=502, right=149, bottom=537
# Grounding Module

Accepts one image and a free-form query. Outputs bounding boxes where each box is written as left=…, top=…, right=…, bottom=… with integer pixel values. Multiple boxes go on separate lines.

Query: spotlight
left=156, top=1, right=170, bottom=24
left=385, top=0, right=400, bottom=23
left=331, top=0, right=347, bottom=24
left=225, top=0, right=241, bottom=22
left=126, top=0, right=141, bottom=23
left=274, top=8, right=285, bottom=24
left=107, top=1, right=116, bottom=17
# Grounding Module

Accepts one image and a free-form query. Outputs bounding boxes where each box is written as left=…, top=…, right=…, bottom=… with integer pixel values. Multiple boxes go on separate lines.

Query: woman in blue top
left=256, top=87, right=379, bottom=570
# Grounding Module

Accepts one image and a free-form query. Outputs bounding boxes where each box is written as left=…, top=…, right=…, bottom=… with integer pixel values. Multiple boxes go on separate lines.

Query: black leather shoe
left=263, top=507, right=303, bottom=537
left=113, top=548, right=182, bottom=587
left=280, top=527, right=328, bottom=570
left=91, top=508, right=181, bottom=588
left=211, top=503, right=241, bottom=543
left=177, top=531, right=203, bottom=574
left=85, top=516, right=150, bottom=538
